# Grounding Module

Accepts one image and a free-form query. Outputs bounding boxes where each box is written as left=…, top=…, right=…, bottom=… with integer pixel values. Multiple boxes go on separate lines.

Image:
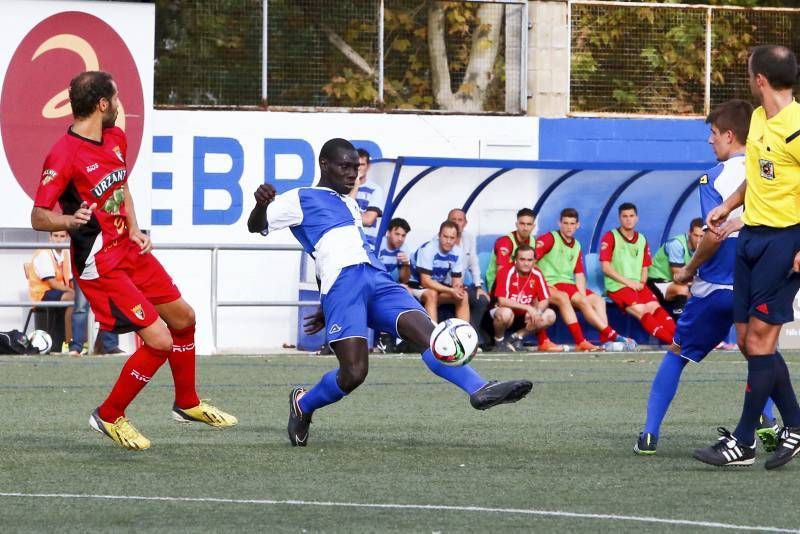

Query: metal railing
left=1, top=242, right=315, bottom=353
left=569, top=0, right=800, bottom=117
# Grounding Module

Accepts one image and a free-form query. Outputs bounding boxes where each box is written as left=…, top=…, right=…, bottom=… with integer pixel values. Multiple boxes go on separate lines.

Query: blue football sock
left=643, top=351, right=687, bottom=438
left=733, top=354, right=777, bottom=445
left=298, top=369, right=346, bottom=414
left=762, top=397, right=776, bottom=422
left=421, top=349, right=487, bottom=395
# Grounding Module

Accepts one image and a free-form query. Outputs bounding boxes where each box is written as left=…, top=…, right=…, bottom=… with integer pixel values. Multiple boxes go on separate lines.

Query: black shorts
left=734, top=224, right=800, bottom=325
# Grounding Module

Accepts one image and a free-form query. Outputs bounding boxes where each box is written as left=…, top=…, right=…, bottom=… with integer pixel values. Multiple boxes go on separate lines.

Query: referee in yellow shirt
left=695, top=44, right=800, bottom=469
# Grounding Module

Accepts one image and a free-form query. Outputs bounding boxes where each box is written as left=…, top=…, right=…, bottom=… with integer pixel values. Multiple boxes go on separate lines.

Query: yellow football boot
left=171, top=399, right=238, bottom=428
left=89, top=409, right=151, bottom=450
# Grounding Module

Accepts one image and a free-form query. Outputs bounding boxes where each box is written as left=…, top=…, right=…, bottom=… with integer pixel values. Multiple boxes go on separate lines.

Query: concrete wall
left=527, top=0, right=569, bottom=117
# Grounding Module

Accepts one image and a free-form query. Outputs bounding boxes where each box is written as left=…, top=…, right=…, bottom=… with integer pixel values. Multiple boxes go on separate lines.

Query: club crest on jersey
left=131, top=304, right=145, bottom=321
left=760, top=159, right=775, bottom=180
left=92, top=169, right=126, bottom=198
left=113, top=146, right=124, bottom=162
left=41, top=168, right=57, bottom=186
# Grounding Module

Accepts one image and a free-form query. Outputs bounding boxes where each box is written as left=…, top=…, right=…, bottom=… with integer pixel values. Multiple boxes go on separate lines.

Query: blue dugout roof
left=372, top=156, right=717, bottom=254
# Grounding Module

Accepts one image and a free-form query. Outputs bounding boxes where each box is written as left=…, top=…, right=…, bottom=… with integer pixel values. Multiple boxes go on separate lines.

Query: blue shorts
left=322, top=264, right=427, bottom=343
left=673, top=288, right=734, bottom=363
left=734, top=225, right=800, bottom=325
left=42, top=289, right=66, bottom=301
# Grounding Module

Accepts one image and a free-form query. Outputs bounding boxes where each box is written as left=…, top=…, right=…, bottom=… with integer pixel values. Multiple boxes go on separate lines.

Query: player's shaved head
left=320, top=138, right=356, bottom=163
left=69, top=71, right=115, bottom=119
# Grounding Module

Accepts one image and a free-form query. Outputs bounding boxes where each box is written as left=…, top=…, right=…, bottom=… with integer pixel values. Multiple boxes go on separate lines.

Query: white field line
left=0, top=492, right=796, bottom=532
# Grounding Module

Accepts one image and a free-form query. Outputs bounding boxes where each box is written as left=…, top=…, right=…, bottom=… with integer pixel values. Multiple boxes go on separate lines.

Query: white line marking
left=0, top=492, right=796, bottom=532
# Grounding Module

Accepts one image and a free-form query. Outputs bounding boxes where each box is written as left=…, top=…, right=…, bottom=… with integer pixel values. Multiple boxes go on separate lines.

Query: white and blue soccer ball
left=430, top=318, right=478, bottom=366
left=27, top=329, right=52, bottom=354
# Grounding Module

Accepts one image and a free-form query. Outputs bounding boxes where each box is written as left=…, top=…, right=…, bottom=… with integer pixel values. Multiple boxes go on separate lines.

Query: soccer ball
left=27, top=330, right=52, bottom=354
left=429, top=318, right=478, bottom=366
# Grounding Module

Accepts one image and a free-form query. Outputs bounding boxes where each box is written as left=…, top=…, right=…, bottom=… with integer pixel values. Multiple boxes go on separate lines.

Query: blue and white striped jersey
left=410, top=237, right=463, bottom=287
left=266, top=186, right=384, bottom=293
left=697, top=153, right=745, bottom=288
left=377, top=237, right=410, bottom=282
left=354, top=179, right=386, bottom=245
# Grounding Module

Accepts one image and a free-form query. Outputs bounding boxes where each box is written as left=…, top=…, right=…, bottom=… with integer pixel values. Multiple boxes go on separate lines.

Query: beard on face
left=102, top=107, right=118, bottom=128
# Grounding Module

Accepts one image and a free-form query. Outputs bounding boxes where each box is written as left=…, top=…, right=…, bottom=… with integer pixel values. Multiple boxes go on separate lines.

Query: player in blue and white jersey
left=247, top=138, right=532, bottom=447
left=409, top=221, right=470, bottom=323
left=635, top=99, right=778, bottom=455
left=353, top=148, right=386, bottom=247
left=377, top=217, right=411, bottom=284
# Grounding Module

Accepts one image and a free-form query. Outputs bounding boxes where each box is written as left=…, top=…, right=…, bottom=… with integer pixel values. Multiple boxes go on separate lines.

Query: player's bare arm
left=361, top=208, right=379, bottom=227
left=31, top=202, right=96, bottom=233
left=674, top=219, right=742, bottom=284
left=706, top=180, right=746, bottom=233
left=124, top=186, right=152, bottom=255
left=247, top=184, right=276, bottom=233
left=601, top=260, right=639, bottom=290
left=397, top=251, right=411, bottom=284
left=420, top=272, right=459, bottom=297
left=574, top=273, right=588, bottom=295
left=303, top=307, right=326, bottom=335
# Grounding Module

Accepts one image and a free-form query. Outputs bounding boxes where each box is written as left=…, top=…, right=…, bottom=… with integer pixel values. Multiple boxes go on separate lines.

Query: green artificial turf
left=0, top=351, right=798, bottom=533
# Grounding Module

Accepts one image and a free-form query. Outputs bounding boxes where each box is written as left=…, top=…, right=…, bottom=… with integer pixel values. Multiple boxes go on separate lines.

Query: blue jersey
left=265, top=186, right=384, bottom=293
left=377, top=237, right=409, bottom=282
left=410, top=237, right=463, bottom=286
left=354, top=179, right=386, bottom=245
left=697, top=154, right=745, bottom=286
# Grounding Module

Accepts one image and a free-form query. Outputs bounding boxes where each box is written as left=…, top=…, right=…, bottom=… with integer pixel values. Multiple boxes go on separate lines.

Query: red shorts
left=552, top=283, right=594, bottom=299
left=77, top=241, right=181, bottom=333
left=607, top=286, right=658, bottom=310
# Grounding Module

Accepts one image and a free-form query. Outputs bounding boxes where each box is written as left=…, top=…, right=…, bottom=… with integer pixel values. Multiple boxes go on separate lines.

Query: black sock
left=733, top=354, right=777, bottom=445
left=771, top=352, right=800, bottom=427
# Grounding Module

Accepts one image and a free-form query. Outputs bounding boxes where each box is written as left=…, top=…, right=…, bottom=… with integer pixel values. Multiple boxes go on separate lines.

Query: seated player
left=646, top=218, right=705, bottom=317
left=535, top=208, right=637, bottom=352
left=247, top=138, right=532, bottom=447
left=447, top=208, right=491, bottom=349
left=375, top=217, right=411, bottom=352
left=491, top=245, right=556, bottom=352
left=409, top=221, right=469, bottom=323
left=26, top=230, right=79, bottom=354
left=485, top=208, right=560, bottom=351
left=600, top=202, right=675, bottom=345
left=351, top=148, right=385, bottom=247
left=377, top=218, right=412, bottom=285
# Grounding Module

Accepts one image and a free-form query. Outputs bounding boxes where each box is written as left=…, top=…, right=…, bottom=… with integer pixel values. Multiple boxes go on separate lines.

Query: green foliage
left=154, top=0, right=263, bottom=106
left=154, top=1, right=507, bottom=110
left=571, top=2, right=800, bottom=114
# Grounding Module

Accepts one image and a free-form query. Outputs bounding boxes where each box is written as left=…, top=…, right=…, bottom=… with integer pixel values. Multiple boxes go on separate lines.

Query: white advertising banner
left=0, top=0, right=154, bottom=228
left=148, top=110, right=538, bottom=245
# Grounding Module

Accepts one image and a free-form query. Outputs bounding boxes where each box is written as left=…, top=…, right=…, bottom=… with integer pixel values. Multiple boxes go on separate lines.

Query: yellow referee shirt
left=743, top=100, right=800, bottom=227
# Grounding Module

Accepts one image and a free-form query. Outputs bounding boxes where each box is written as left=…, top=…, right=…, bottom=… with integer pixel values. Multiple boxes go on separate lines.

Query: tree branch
left=427, top=3, right=453, bottom=108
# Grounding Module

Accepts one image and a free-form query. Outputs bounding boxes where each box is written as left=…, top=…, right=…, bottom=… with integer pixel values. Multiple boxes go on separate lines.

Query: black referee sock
left=733, top=354, right=777, bottom=446
left=771, top=352, right=800, bottom=427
